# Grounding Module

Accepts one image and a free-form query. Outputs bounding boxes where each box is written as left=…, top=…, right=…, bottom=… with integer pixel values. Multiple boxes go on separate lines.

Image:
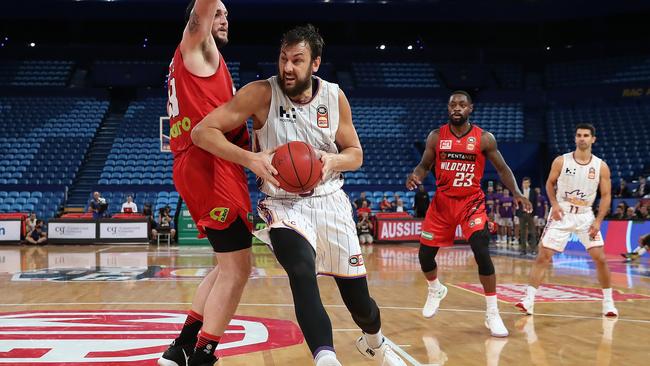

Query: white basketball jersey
left=255, top=76, right=343, bottom=198
left=556, top=152, right=602, bottom=213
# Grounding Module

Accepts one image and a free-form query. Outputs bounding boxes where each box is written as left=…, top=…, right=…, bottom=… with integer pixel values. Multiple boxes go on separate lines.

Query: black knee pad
left=469, top=227, right=495, bottom=276
left=418, top=245, right=439, bottom=273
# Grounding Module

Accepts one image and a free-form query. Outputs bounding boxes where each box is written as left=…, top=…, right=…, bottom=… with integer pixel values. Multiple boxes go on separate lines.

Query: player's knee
left=469, top=228, right=495, bottom=276
left=418, top=245, right=439, bottom=273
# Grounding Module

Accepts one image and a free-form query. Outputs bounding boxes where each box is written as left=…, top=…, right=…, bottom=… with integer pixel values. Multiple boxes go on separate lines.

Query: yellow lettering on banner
left=622, top=88, right=643, bottom=97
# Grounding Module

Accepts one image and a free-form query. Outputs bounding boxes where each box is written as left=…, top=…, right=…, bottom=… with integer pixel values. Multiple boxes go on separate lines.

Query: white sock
left=428, top=278, right=441, bottom=289
left=637, top=247, right=647, bottom=256
left=314, top=350, right=337, bottom=364
left=526, top=286, right=537, bottom=299
left=602, top=288, right=613, bottom=302
left=364, top=330, right=384, bottom=349
left=486, top=294, right=498, bottom=311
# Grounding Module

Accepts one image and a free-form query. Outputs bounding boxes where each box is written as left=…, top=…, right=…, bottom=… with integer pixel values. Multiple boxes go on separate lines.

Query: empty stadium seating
left=352, top=62, right=441, bottom=88
left=0, top=191, right=64, bottom=219
left=0, top=60, right=74, bottom=87
left=0, top=96, right=109, bottom=185
left=546, top=56, right=650, bottom=87
left=547, top=100, right=650, bottom=179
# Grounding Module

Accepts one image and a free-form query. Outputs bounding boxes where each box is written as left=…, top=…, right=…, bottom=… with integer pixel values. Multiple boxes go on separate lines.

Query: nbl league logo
left=0, top=310, right=303, bottom=365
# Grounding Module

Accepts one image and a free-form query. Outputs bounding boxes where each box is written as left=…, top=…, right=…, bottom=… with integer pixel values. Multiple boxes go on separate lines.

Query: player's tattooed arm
left=406, top=129, right=438, bottom=190
left=482, top=131, right=532, bottom=212
left=181, top=0, right=220, bottom=51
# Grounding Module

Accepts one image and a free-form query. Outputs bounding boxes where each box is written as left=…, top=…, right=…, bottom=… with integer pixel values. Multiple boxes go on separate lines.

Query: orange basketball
left=271, top=141, right=323, bottom=194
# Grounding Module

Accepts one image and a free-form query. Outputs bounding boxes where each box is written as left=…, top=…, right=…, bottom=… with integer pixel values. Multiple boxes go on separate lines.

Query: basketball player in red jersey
left=159, top=1, right=265, bottom=366
left=406, top=91, right=532, bottom=337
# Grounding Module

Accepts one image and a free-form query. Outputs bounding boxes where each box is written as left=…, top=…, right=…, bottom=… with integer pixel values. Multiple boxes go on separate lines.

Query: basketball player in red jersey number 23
left=159, top=1, right=255, bottom=366
left=406, top=91, right=532, bottom=337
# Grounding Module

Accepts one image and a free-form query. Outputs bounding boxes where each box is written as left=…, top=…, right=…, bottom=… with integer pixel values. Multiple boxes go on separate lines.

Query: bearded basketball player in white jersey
left=516, top=123, right=618, bottom=317
left=190, top=24, right=406, bottom=366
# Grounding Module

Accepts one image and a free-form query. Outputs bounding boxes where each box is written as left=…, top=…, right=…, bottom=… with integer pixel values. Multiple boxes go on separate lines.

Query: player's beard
left=449, top=114, right=467, bottom=126
left=279, top=71, right=312, bottom=98
left=214, top=35, right=228, bottom=48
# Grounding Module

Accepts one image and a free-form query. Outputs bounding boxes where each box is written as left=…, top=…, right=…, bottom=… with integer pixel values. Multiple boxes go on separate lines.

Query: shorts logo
left=317, top=105, right=329, bottom=128
left=588, top=167, right=596, bottom=179
left=421, top=231, right=434, bottom=240
left=209, top=207, right=230, bottom=223
left=469, top=217, right=482, bottom=228
left=349, top=254, right=364, bottom=267
left=439, top=140, right=452, bottom=150
left=247, top=213, right=254, bottom=223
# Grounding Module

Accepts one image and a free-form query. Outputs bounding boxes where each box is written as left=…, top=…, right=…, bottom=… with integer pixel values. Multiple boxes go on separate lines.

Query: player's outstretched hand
left=248, top=148, right=279, bottom=187
left=550, top=204, right=564, bottom=221
left=406, top=173, right=422, bottom=191
left=514, top=194, right=533, bottom=213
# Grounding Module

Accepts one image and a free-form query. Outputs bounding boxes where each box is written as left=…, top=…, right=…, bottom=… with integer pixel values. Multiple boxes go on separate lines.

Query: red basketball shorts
left=173, top=145, right=252, bottom=238
left=420, top=190, right=488, bottom=247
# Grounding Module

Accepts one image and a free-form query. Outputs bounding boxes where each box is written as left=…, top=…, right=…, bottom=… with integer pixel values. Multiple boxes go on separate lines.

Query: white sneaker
left=315, top=354, right=342, bottom=366
left=602, top=300, right=618, bottom=317
left=485, top=310, right=509, bottom=337
left=515, top=297, right=534, bottom=315
left=356, top=336, right=407, bottom=366
left=423, top=284, right=448, bottom=318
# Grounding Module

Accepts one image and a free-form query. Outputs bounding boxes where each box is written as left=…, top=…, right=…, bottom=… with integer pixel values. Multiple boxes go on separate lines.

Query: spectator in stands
left=25, top=212, right=37, bottom=233
left=634, top=176, right=649, bottom=198
left=414, top=184, right=430, bottom=218
left=357, top=211, right=374, bottom=245
left=353, top=192, right=371, bottom=210
left=25, top=219, right=47, bottom=245
left=357, top=200, right=372, bottom=217
left=158, top=206, right=176, bottom=241
left=497, top=189, right=515, bottom=244
left=88, top=191, right=108, bottom=219
left=614, top=178, right=631, bottom=198
left=391, top=193, right=401, bottom=211
left=395, top=199, right=405, bottom=213
left=143, top=203, right=158, bottom=241
left=379, top=195, right=392, bottom=212
left=534, top=187, right=548, bottom=238
left=610, top=204, right=626, bottom=219
left=636, top=205, right=649, bottom=220
left=121, top=195, right=138, bottom=213
left=517, top=177, right=537, bottom=255
left=625, top=207, right=636, bottom=220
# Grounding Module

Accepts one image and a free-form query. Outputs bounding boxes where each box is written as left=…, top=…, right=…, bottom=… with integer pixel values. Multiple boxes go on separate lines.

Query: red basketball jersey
left=167, top=46, right=249, bottom=155
left=434, top=124, right=485, bottom=198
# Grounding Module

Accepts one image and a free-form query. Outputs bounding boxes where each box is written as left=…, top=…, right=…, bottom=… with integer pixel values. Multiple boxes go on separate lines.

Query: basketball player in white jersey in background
left=190, top=24, right=406, bottom=366
left=516, top=123, right=618, bottom=317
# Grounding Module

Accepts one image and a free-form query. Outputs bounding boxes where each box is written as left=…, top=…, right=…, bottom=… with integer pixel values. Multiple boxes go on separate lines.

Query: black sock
left=175, top=310, right=203, bottom=346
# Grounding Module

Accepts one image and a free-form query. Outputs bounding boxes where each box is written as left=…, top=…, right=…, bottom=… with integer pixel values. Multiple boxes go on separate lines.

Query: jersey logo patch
left=209, top=207, right=230, bottom=223
left=348, top=254, right=364, bottom=267
left=279, top=105, right=297, bottom=123
left=440, top=140, right=452, bottom=150
left=317, top=105, right=329, bottom=128
left=466, top=143, right=475, bottom=151
left=467, top=136, right=476, bottom=144
left=588, top=167, right=596, bottom=179
left=564, top=167, right=576, bottom=176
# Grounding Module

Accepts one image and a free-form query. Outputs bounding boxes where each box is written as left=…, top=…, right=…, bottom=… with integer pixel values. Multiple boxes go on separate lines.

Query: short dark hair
left=185, top=0, right=196, bottom=24
left=575, top=123, right=596, bottom=136
left=280, top=24, right=324, bottom=61
left=451, top=90, right=473, bottom=104
left=523, top=177, right=531, bottom=182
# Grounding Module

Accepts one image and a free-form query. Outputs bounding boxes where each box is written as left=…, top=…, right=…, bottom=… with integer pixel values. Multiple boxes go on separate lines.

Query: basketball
left=271, top=141, right=323, bottom=194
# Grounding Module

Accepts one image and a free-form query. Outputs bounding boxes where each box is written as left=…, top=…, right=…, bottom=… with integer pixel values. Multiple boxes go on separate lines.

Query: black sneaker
left=158, top=340, right=193, bottom=366
left=189, top=354, right=218, bottom=366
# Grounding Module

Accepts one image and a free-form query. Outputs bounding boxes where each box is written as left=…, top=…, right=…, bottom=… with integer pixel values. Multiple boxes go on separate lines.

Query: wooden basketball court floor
left=0, top=243, right=649, bottom=365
